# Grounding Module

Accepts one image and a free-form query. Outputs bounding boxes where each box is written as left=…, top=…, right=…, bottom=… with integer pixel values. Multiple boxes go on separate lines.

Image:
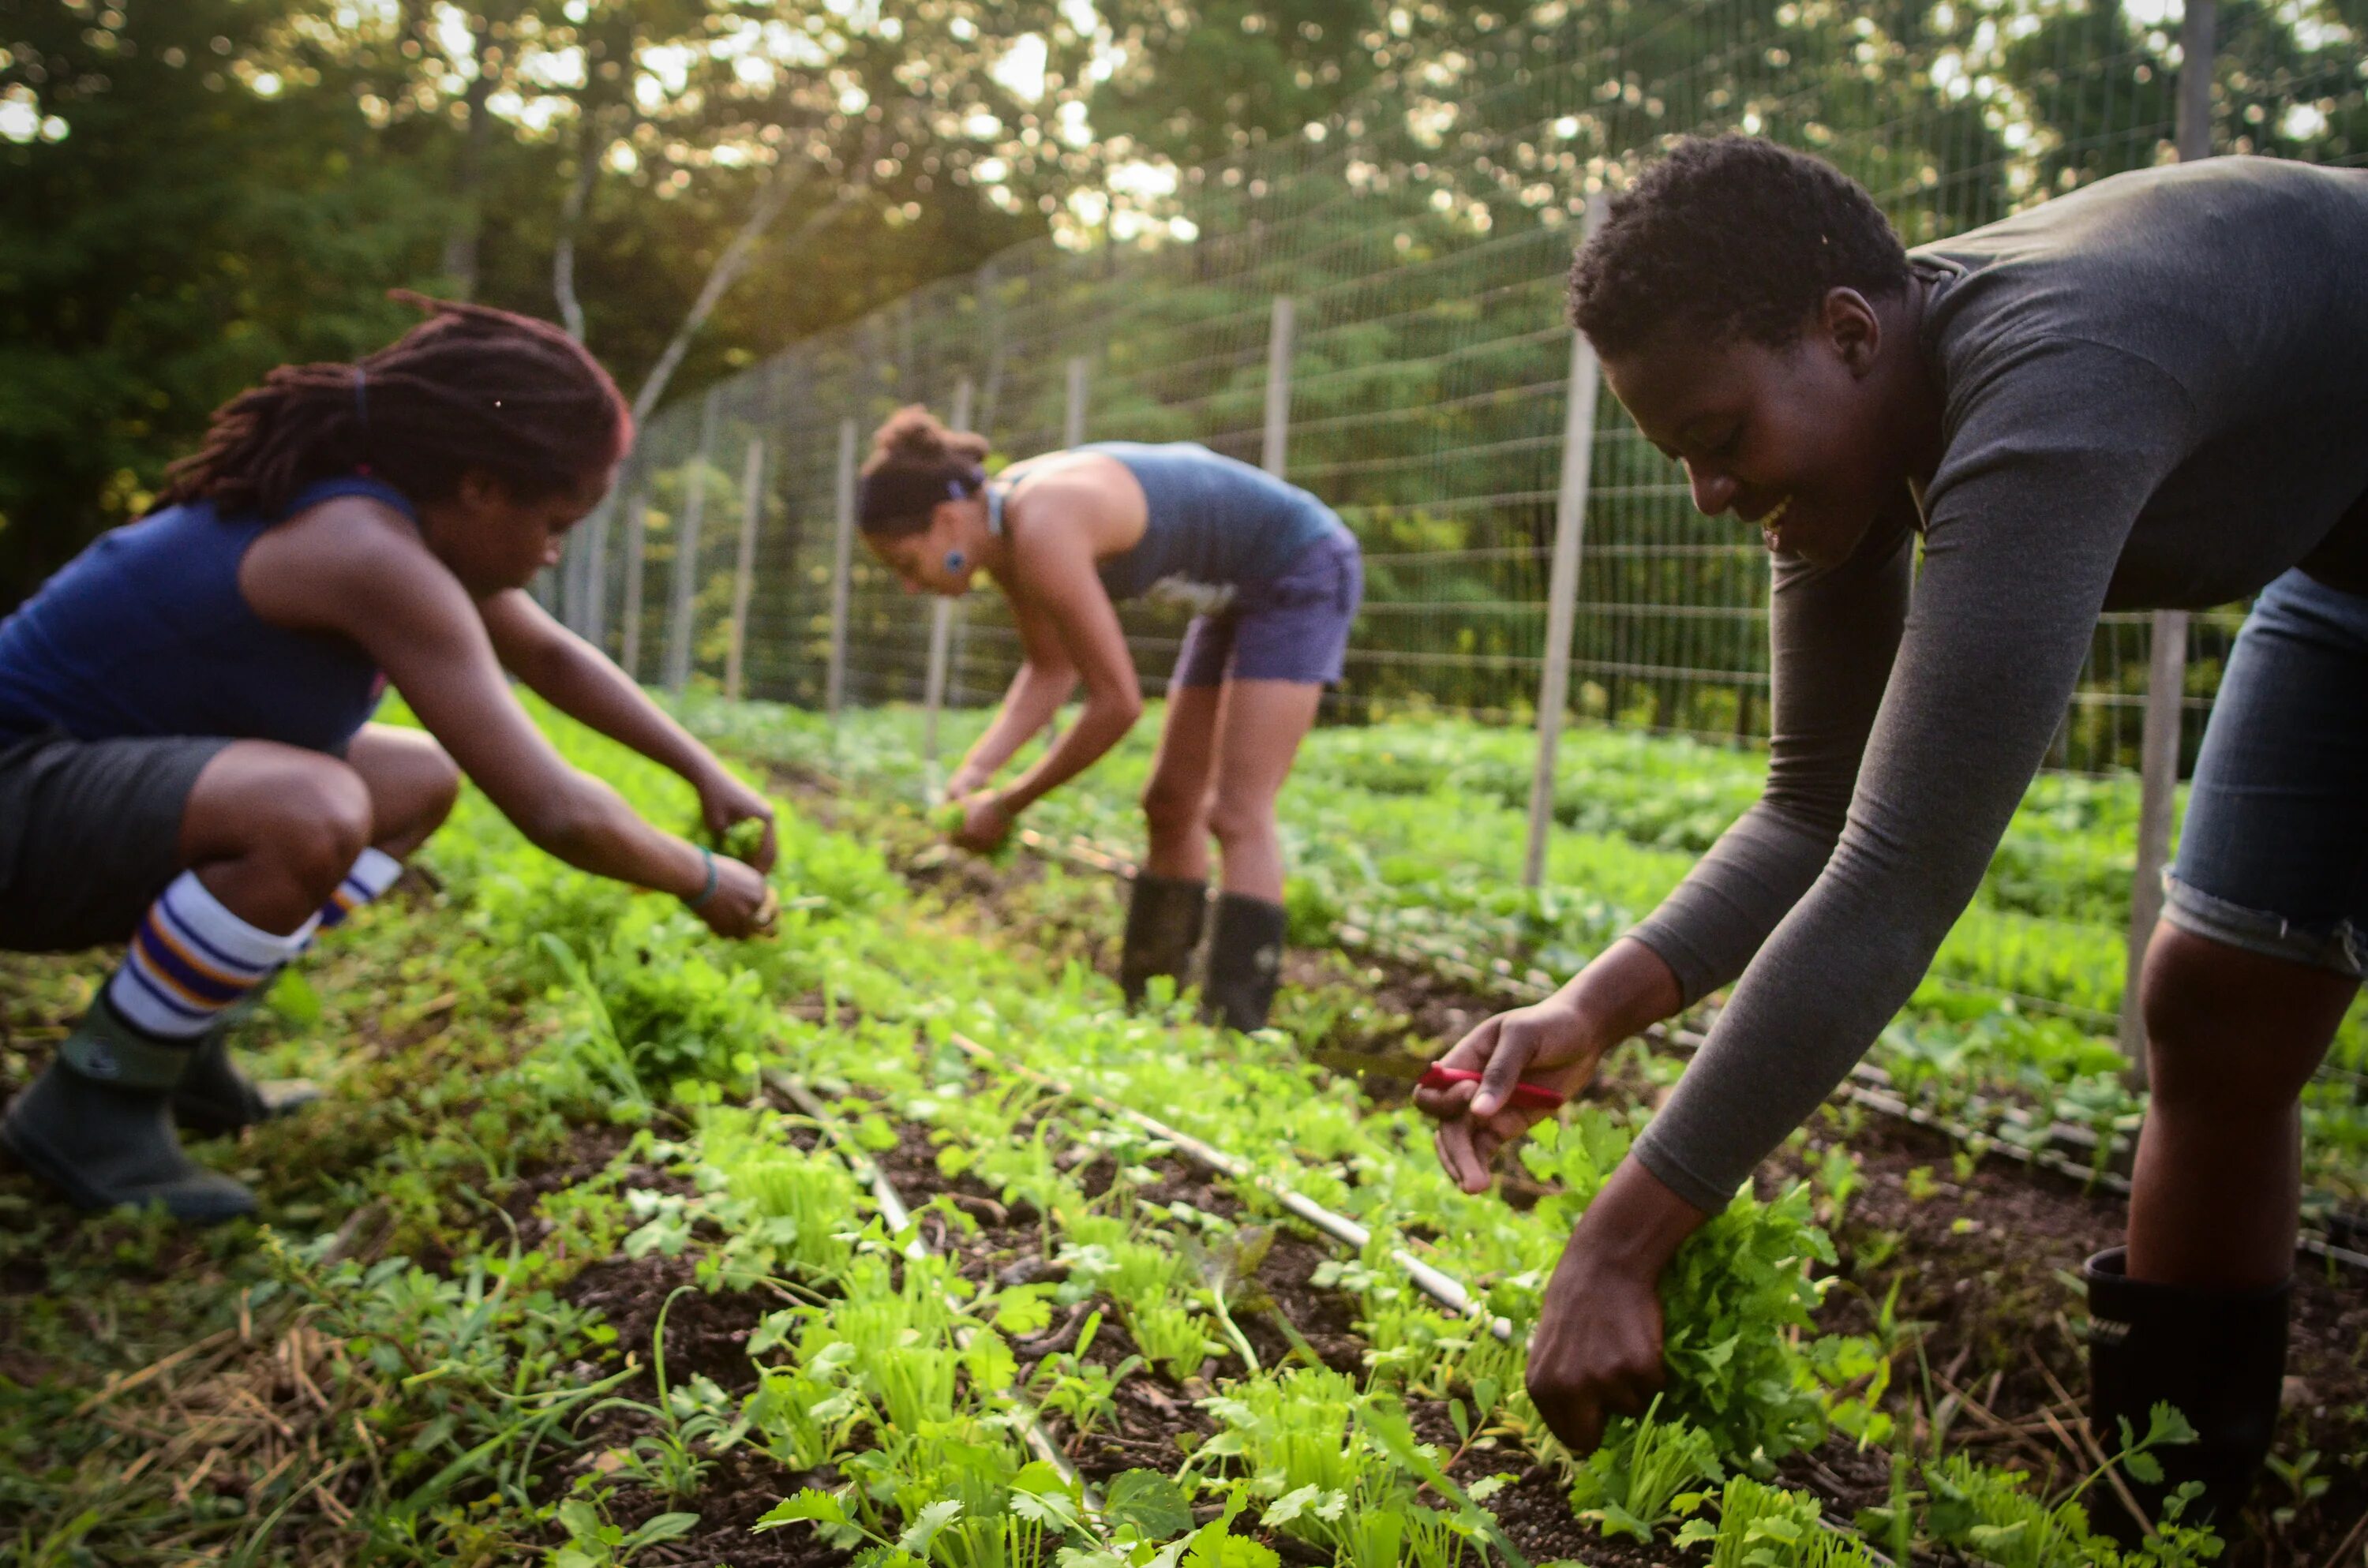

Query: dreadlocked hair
left=1568, top=136, right=1910, bottom=359
left=156, top=290, right=633, bottom=520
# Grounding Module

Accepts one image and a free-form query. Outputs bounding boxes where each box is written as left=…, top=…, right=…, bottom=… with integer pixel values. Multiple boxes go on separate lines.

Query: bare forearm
left=520, top=774, right=710, bottom=898
left=519, top=632, right=722, bottom=788
left=960, top=665, right=1076, bottom=782
left=1001, top=694, right=1137, bottom=812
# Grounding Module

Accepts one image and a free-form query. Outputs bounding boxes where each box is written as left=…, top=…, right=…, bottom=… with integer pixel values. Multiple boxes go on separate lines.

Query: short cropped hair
left=1568, top=135, right=1911, bottom=358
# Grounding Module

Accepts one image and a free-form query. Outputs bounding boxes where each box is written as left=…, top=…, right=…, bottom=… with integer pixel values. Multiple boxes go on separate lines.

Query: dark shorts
left=0, top=731, right=229, bottom=953
left=2163, top=569, right=2368, bottom=979
left=1171, top=529, right=1363, bottom=689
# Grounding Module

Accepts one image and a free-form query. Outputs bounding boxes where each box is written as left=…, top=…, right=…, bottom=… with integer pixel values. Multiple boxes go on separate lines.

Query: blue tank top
left=1079, top=442, right=1346, bottom=608
left=0, top=476, right=402, bottom=753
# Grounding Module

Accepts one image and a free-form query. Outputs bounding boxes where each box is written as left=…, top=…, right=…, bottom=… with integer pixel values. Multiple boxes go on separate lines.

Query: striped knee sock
left=316, top=848, right=405, bottom=934
left=108, top=874, right=316, bottom=1040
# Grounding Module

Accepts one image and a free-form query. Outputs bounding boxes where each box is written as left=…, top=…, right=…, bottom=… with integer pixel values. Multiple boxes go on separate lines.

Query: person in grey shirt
left=1416, top=136, right=2368, bottom=1536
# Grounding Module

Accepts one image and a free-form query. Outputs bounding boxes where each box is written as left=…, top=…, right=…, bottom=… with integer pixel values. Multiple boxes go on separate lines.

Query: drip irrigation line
left=942, top=1030, right=1515, bottom=1345
left=1003, top=822, right=2368, bottom=1275
left=766, top=1070, right=1103, bottom=1507
left=933, top=1033, right=1894, bottom=1566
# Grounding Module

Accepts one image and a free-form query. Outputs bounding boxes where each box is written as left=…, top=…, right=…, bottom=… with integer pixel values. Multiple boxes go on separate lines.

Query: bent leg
left=177, top=742, right=374, bottom=935
left=344, top=723, right=462, bottom=860
left=2127, top=923, right=2358, bottom=1289
left=1141, top=683, right=1223, bottom=881
left=1204, top=679, right=1324, bottom=901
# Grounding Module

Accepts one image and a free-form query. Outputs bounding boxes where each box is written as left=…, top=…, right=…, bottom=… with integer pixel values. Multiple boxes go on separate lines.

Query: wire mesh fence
left=566, top=0, right=2357, bottom=762
left=546, top=0, right=2362, bottom=1055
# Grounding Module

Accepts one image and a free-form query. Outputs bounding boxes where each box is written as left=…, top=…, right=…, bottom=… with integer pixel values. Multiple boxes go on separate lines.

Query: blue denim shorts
left=1171, top=528, right=1363, bottom=688
left=2164, top=569, right=2368, bottom=979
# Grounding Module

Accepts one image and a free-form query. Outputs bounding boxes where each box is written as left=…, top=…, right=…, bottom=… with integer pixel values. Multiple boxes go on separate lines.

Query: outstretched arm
left=987, top=524, right=1142, bottom=816
left=246, top=507, right=774, bottom=934
left=948, top=603, right=1080, bottom=796
left=481, top=590, right=775, bottom=871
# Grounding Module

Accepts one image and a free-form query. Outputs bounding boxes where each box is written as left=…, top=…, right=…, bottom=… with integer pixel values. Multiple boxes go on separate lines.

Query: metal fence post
left=1064, top=356, right=1089, bottom=449
left=583, top=501, right=611, bottom=653
left=1523, top=195, right=1607, bottom=890
left=725, top=436, right=766, bottom=702
left=619, top=485, right=646, bottom=679
left=826, top=415, right=858, bottom=722
left=2120, top=0, right=2214, bottom=1078
left=560, top=500, right=598, bottom=632
left=924, top=374, right=976, bottom=784
left=1261, top=296, right=1295, bottom=477
left=665, top=389, right=719, bottom=694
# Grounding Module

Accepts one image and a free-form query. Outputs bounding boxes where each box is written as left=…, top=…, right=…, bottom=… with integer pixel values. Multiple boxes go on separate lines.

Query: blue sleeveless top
left=0, top=476, right=403, bottom=754
left=1080, top=442, right=1347, bottom=608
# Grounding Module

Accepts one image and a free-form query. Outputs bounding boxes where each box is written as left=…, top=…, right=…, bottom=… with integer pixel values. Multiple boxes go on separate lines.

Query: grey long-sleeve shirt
left=1628, top=156, right=2368, bottom=1213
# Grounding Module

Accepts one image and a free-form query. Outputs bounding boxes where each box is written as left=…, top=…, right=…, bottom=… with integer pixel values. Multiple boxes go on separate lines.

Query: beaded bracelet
left=684, top=846, right=720, bottom=910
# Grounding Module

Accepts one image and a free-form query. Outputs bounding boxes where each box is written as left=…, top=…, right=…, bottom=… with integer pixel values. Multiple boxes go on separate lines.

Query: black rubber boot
left=167, top=971, right=321, bottom=1137
left=1118, top=872, right=1208, bottom=1009
left=171, top=1030, right=323, bottom=1139
left=2084, top=1245, right=2288, bottom=1543
left=0, top=994, right=258, bottom=1224
left=1201, top=893, right=1287, bottom=1032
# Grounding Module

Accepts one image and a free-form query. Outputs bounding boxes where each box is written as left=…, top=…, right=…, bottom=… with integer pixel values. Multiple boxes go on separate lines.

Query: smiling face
left=1600, top=289, right=1909, bottom=568
left=421, top=466, right=613, bottom=597
left=862, top=498, right=985, bottom=597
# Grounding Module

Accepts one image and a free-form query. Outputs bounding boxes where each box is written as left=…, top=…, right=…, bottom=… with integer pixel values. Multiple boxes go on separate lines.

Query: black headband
left=858, top=462, right=984, bottom=534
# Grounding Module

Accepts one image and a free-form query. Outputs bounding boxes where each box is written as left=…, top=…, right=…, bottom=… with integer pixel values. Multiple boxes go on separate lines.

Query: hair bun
left=867, top=404, right=989, bottom=470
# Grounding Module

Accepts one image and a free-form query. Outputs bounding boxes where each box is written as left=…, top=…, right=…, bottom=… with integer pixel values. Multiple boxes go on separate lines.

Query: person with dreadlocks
left=0, top=293, right=778, bottom=1224
left=1415, top=139, right=2368, bottom=1537
left=856, top=407, right=1362, bottom=1032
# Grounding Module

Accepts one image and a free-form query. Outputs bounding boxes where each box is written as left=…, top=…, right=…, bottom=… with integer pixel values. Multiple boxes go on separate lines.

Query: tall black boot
left=1201, top=893, right=1287, bottom=1032
left=0, top=994, right=258, bottom=1224
left=2084, top=1245, right=2288, bottom=1543
left=1118, top=872, right=1207, bottom=1008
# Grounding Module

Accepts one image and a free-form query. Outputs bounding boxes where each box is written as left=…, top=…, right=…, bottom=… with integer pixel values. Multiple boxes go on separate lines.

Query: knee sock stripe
left=156, top=877, right=305, bottom=972
left=118, top=964, right=215, bottom=1024
left=107, top=871, right=311, bottom=1041
left=153, top=895, right=263, bottom=979
left=138, top=907, right=254, bottom=993
left=310, top=848, right=404, bottom=935
left=132, top=923, right=255, bottom=1008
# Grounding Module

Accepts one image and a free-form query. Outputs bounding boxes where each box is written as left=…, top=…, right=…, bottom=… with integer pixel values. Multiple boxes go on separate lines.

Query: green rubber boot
left=0, top=994, right=258, bottom=1224
left=1201, top=893, right=1288, bottom=1032
left=170, top=981, right=322, bottom=1139
left=1118, top=872, right=1208, bottom=1009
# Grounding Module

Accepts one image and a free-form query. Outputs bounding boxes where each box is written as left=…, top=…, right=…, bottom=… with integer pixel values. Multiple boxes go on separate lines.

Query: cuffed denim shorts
left=1171, top=528, right=1363, bottom=689
left=2164, top=569, right=2368, bottom=979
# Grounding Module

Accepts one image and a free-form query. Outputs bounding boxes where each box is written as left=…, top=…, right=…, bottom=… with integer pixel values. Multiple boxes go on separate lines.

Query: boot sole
left=0, top=1109, right=258, bottom=1225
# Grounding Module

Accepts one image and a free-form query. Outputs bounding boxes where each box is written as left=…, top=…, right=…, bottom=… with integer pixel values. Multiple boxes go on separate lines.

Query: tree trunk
left=628, top=139, right=878, bottom=427
left=553, top=108, right=609, bottom=341
left=440, top=12, right=504, bottom=299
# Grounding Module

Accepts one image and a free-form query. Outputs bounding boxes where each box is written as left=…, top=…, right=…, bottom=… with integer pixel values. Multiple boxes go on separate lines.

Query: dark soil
left=756, top=764, right=2368, bottom=1562
left=1783, top=1106, right=2368, bottom=1562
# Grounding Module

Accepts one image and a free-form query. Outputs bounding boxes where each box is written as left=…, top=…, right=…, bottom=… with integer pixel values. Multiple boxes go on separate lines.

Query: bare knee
left=406, top=740, right=463, bottom=840
left=264, top=759, right=375, bottom=899
left=1205, top=786, right=1275, bottom=851
left=1141, top=773, right=1206, bottom=840
left=2141, top=925, right=2345, bottom=1112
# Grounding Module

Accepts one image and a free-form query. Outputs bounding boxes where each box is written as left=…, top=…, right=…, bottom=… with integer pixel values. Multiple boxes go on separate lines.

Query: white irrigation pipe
left=936, top=1035, right=1894, bottom=1566
left=1006, top=823, right=2368, bottom=1276
left=766, top=1070, right=1103, bottom=1504
left=944, top=1030, right=1516, bottom=1345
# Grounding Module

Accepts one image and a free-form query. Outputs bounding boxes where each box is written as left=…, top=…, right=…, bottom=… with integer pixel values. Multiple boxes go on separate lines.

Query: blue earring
left=944, top=549, right=967, bottom=574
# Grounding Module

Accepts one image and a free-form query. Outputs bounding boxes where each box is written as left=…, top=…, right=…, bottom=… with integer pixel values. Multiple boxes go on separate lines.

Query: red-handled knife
left=1416, top=1064, right=1568, bottom=1111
